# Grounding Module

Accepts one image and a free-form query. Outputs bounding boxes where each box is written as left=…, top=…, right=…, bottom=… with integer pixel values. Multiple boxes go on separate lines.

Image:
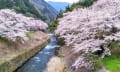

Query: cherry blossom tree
left=55, top=0, right=120, bottom=71
left=0, top=9, right=48, bottom=41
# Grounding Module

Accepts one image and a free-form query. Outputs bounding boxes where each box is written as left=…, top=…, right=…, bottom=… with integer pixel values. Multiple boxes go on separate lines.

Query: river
left=15, top=34, right=60, bottom=72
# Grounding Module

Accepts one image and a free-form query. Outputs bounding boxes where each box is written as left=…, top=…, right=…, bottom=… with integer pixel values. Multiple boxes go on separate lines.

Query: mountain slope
left=0, top=0, right=58, bottom=22
left=47, top=1, right=70, bottom=11
left=32, top=0, right=58, bottom=22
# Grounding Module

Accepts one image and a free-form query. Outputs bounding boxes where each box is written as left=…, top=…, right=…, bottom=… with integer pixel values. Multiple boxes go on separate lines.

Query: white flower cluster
left=0, top=9, right=48, bottom=41
left=55, top=0, right=120, bottom=71
left=71, top=55, right=94, bottom=72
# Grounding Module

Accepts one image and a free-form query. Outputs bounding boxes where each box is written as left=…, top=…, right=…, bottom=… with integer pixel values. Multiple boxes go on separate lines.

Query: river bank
left=15, top=34, right=65, bottom=72
left=44, top=56, right=66, bottom=72
left=0, top=31, right=49, bottom=72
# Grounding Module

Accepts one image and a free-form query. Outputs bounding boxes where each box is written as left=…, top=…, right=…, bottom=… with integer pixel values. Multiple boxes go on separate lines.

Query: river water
left=15, top=34, right=60, bottom=72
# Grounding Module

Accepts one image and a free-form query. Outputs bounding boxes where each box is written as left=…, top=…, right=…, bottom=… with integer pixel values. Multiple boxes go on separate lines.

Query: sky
left=45, top=0, right=79, bottom=3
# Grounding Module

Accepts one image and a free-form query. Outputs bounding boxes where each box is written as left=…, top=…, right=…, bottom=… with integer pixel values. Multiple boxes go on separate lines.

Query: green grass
left=101, top=41, right=120, bottom=72
left=101, top=56, right=120, bottom=72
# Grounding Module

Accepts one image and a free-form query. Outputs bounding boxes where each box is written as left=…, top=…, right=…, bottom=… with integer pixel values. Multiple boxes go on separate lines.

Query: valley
left=0, top=0, right=120, bottom=72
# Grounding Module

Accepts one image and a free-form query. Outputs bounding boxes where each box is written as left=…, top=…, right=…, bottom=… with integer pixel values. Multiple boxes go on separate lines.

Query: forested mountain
left=32, top=0, right=58, bottom=22
left=0, top=0, right=58, bottom=22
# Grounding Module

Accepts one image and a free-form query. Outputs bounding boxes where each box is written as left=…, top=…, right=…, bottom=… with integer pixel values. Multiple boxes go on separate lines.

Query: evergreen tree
left=57, top=9, right=64, bottom=18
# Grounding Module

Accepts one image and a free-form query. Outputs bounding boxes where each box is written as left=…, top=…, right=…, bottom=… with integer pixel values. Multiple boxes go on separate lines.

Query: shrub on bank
left=57, top=37, right=65, bottom=46
left=49, top=20, right=58, bottom=32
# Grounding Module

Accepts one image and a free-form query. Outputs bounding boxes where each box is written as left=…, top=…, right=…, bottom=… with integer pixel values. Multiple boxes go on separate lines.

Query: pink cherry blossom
left=0, top=9, right=48, bottom=41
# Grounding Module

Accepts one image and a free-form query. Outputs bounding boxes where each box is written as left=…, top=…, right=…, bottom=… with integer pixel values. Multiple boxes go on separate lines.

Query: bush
left=57, top=37, right=65, bottom=46
left=108, top=41, right=120, bottom=57
left=85, top=53, right=102, bottom=71
left=65, top=4, right=75, bottom=12
left=57, top=9, right=64, bottom=18
left=49, top=20, right=58, bottom=32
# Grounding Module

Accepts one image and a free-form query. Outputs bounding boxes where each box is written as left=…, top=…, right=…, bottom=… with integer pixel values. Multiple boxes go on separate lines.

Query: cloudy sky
left=45, top=0, right=79, bottom=3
